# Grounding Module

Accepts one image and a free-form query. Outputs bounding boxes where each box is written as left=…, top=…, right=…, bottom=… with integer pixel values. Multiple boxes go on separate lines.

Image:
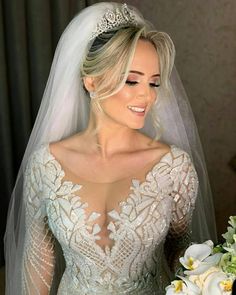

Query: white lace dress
left=22, top=144, right=198, bottom=294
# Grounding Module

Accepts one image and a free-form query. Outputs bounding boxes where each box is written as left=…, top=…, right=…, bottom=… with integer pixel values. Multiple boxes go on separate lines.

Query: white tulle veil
left=4, top=2, right=217, bottom=294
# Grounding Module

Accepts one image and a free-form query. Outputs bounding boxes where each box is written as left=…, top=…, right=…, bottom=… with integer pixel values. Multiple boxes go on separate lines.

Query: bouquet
left=166, top=216, right=236, bottom=295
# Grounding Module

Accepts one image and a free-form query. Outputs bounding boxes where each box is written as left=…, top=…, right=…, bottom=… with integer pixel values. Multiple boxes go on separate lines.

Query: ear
left=83, top=76, right=96, bottom=92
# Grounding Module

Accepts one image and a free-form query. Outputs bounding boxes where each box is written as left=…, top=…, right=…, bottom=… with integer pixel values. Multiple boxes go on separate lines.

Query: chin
left=128, top=121, right=145, bottom=130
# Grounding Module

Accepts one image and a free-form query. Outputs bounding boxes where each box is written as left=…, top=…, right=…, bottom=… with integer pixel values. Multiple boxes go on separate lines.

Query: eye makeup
left=125, top=74, right=160, bottom=87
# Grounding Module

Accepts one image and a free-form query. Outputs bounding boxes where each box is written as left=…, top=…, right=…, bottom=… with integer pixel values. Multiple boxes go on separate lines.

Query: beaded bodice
left=22, top=144, right=198, bottom=294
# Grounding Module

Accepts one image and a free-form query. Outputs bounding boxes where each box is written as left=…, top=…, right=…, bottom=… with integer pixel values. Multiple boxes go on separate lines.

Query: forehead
left=130, top=39, right=159, bottom=73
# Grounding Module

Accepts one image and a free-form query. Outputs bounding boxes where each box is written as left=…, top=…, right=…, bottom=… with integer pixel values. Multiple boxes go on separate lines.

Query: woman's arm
left=22, top=154, right=56, bottom=294
left=164, top=152, right=199, bottom=272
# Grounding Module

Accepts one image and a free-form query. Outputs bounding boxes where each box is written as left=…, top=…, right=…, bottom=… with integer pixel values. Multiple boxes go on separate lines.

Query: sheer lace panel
left=165, top=151, right=199, bottom=271
left=22, top=154, right=56, bottom=295
left=21, top=144, right=198, bottom=294
left=45, top=144, right=177, bottom=253
left=169, top=151, right=198, bottom=237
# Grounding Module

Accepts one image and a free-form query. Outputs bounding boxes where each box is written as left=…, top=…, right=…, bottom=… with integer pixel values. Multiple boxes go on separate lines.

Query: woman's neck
left=83, top=111, right=138, bottom=159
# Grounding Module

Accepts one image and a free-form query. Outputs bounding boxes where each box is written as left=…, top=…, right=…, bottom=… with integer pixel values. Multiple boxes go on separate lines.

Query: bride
left=4, top=2, right=216, bottom=294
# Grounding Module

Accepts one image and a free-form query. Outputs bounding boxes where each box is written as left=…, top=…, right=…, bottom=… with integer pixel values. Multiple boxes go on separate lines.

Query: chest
left=53, top=146, right=165, bottom=184
left=44, top=166, right=174, bottom=255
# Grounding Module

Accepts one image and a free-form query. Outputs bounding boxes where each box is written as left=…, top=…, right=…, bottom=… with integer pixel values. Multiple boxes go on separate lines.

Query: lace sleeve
left=165, top=151, right=199, bottom=272
left=22, top=153, right=56, bottom=294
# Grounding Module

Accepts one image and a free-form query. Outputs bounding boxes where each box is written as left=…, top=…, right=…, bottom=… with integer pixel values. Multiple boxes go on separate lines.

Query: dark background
left=1, top=0, right=236, bottom=271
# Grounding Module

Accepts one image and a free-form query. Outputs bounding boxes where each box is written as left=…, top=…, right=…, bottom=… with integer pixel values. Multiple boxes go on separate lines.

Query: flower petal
left=184, top=253, right=222, bottom=275
left=203, top=240, right=214, bottom=248
left=177, top=276, right=201, bottom=294
left=202, top=271, right=229, bottom=295
left=184, top=244, right=212, bottom=261
left=204, top=253, right=223, bottom=264
left=165, top=281, right=186, bottom=295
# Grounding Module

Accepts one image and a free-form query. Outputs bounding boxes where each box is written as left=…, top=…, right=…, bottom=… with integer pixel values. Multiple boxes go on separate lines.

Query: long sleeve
left=165, top=151, right=199, bottom=272
left=22, top=153, right=56, bottom=294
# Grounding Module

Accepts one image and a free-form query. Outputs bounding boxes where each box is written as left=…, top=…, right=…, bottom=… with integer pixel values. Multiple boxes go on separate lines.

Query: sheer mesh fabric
left=21, top=144, right=198, bottom=294
left=22, top=154, right=56, bottom=294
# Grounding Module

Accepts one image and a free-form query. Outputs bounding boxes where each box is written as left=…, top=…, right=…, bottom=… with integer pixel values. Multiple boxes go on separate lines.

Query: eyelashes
left=150, top=83, right=160, bottom=88
left=125, top=80, right=160, bottom=87
left=125, top=81, right=138, bottom=86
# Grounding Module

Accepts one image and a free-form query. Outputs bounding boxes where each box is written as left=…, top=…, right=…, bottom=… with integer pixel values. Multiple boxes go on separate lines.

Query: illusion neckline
left=44, top=142, right=176, bottom=187
left=43, top=142, right=177, bottom=257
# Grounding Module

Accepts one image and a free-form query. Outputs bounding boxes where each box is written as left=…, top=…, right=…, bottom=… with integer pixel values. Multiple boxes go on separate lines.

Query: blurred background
left=0, top=0, right=236, bottom=292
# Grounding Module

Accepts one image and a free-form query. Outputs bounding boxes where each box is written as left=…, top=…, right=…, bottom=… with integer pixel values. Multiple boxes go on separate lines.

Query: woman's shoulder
left=48, top=133, right=89, bottom=157
left=139, top=133, right=190, bottom=160
left=144, top=140, right=194, bottom=174
left=166, top=144, right=195, bottom=170
left=27, top=133, right=81, bottom=166
left=167, top=145, right=198, bottom=182
left=169, top=144, right=192, bottom=160
left=25, top=143, right=54, bottom=173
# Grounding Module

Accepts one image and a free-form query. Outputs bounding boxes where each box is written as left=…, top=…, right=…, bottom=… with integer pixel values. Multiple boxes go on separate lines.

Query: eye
left=125, top=80, right=138, bottom=86
left=150, top=83, right=160, bottom=88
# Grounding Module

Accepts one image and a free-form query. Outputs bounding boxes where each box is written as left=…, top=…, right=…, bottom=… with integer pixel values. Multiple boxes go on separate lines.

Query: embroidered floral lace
left=22, top=144, right=198, bottom=294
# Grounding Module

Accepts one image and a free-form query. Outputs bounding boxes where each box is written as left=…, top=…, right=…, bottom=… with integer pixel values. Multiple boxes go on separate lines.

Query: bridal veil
left=4, top=2, right=217, bottom=294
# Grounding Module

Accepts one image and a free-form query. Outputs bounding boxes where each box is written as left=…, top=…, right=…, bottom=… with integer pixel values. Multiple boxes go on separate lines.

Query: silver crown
left=90, top=4, right=137, bottom=40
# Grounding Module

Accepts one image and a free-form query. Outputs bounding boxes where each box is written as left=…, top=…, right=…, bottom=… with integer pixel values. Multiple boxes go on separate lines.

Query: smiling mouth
left=127, top=106, right=146, bottom=114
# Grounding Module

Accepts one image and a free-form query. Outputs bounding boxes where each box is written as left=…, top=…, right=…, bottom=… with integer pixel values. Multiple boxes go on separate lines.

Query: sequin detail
left=22, top=144, right=198, bottom=294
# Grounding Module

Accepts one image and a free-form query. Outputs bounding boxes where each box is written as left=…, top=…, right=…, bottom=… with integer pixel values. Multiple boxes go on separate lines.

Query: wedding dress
left=5, top=3, right=217, bottom=295
left=22, top=143, right=198, bottom=294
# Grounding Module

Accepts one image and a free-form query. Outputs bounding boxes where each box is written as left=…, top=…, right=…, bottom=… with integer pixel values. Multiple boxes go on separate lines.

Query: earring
left=89, top=91, right=96, bottom=99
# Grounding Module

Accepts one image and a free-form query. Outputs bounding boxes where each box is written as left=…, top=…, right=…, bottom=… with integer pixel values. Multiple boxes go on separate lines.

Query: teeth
left=128, top=106, right=145, bottom=113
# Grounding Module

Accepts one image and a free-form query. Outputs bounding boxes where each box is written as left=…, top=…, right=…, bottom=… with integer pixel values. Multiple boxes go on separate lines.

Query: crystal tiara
left=90, top=4, right=138, bottom=40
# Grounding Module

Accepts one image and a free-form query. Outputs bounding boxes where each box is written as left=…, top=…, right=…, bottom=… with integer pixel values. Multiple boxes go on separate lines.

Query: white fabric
left=4, top=2, right=217, bottom=294
left=22, top=144, right=198, bottom=294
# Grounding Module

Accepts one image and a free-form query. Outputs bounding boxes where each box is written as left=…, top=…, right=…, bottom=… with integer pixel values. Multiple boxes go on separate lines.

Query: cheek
left=114, top=88, right=133, bottom=104
left=145, top=91, right=158, bottom=113
left=153, top=89, right=159, bottom=102
left=148, top=90, right=158, bottom=105
left=103, top=91, right=132, bottom=110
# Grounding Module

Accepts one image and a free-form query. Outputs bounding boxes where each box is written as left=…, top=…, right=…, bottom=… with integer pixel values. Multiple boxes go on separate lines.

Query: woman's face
left=99, top=39, right=160, bottom=130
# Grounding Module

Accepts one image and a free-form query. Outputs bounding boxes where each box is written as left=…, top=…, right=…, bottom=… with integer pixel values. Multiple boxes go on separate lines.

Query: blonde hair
left=81, top=24, right=175, bottom=139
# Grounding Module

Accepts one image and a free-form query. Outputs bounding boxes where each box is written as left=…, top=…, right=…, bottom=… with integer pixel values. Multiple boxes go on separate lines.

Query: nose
left=137, top=84, right=154, bottom=103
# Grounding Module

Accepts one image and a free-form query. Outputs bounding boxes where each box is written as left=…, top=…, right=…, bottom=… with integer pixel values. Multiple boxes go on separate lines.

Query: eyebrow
left=129, top=70, right=160, bottom=77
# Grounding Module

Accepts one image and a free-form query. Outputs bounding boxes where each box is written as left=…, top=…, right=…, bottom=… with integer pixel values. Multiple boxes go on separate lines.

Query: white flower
left=188, top=266, right=221, bottom=289
left=179, top=240, right=222, bottom=275
left=201, top=269, right=235, bottom=295
left=187, top=266, right=235, bottom=295
left=165, top=276, right=200, bottom=295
